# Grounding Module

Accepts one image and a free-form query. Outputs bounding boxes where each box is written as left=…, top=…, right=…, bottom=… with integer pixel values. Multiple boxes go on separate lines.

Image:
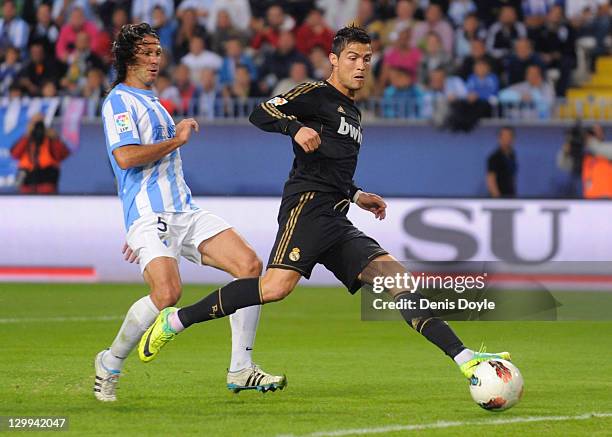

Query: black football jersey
left=249, top=81, right=362, bottom=199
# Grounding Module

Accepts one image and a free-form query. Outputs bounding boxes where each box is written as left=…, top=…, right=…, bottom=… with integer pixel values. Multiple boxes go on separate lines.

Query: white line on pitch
left=278, top=412, right=612, bottom=437
left=0, top=315, right=124, bottom=324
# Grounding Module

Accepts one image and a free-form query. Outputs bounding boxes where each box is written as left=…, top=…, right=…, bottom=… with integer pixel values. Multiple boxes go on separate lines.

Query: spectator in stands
left=473, top=0, right=523, bottom=27
left=423, top=67, right=471, bottom=129
left=10, top=114, right=70, bottom=194
left=51, top=0, right=97, bottom=27
left=132, top=0, right=173, bottom=27
left=382, top=66, right=425, bottom=118
left=379, top=25, right=422, bottom=93
left=61, top=31, right=106, bottom=95
left=448, top=0, right=477, bottom=27
left=258, top=30, right=311, bottom=95
left=566, top=0, right=610, bottom=60
left=487, top=126, right=517, bottom=197
left=218, top=37, right=257, bottom=86
left=196, top=68, right=222, bottom=120
left=173, top=63, right=198, bottom=115
left=318, top=0, right=360, bottom=30
left=411, top=4, right=454, bottom=54
left=504, top=37, right=544, bottom=86
left=309, top=45, right=332, bottom=80
left=486, top=5, right=527, bottom=59
left=418, top=31, right=452, bottom=83
left=19, top=41, right=66, bottom=96
left=454, top=12, right=487, bottom=60
left=56, top=7, right=99, bottom=63
left=530, top=5, right=576, bottom=96
left=522, top=0, right=559, bottom=31
left=41, top=80, right=58, bottom=97
left=350, top=0, right=387, bottom=41
left=181, top=35, right=223, bottom=84
left=81, top=68, right=106, bottom=117
left=382, top=0, right=419, bottom=46
left=209, top=9, right=249, bottom=54
left=251, top=5, right=293, bottom=51
left=8, top=82, right=22, bottom=98
left=92, top=7, right=129, bottom=66
left=207, top=0, right=252, bottom=32
left=565, top=0, right=612, bottom=69
left=499, top=64, right=555, bottom=119
left=152, top=5, right=177, bottom=56
left=0, top=46, right=21, bottom=95
left=223, top=64, right=262, bottom=116
left=0, top=0, right=29, bottom=56
left=466, top=59, right=498, bottom=117
left=295, top=8, right=334, bottom=55
left=272, top=61, right=312, bottom=96
left=176, top=0, right=211, bottom=27
left=28, top=3, right=60, bottom=54
left=456, top=38, right=501, bottom=80
left=173, top=7, right=208, bottom=63
left=154, top=72, right=181, bottom=115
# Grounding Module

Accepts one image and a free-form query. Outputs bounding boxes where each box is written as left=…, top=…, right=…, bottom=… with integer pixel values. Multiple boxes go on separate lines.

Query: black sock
left=178, top=278, right=262, bottom=328
left=394, top=292, right=465, bottom=359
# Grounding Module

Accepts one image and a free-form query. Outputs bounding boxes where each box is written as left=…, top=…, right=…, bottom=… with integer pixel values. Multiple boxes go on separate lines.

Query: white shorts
left=126, top=209, right=232, bottom=273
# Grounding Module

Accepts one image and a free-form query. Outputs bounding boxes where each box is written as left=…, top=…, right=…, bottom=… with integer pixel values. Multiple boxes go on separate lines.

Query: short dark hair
left=331, top=25, right=371, bottom=56
left=111, top=23, right=159, bottom=88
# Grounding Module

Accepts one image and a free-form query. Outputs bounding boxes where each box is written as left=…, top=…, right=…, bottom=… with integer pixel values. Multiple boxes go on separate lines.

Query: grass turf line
left=1, top=283, right=611, bottom=436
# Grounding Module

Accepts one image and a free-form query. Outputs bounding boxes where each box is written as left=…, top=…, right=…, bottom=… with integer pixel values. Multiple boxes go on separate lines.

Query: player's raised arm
left=112, top=119, right=199, bottom=169
left=249, top=82, right=324, bottom=153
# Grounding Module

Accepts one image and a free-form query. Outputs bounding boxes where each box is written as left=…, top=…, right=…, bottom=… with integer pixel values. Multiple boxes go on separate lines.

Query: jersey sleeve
left=102, top=93, right=141, bottom=152
left=249, top=82, right=323, bottom=138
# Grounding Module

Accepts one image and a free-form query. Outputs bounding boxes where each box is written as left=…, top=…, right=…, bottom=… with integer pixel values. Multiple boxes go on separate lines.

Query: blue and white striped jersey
left=102, top=83, right=197, bottom=229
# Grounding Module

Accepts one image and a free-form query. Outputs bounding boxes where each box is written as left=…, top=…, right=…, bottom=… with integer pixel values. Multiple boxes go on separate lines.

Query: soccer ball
left=469, top=359, right=524, bottom=411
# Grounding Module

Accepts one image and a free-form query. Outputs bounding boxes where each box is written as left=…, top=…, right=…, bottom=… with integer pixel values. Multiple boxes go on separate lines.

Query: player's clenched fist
left=175, top=118, right=199, bottom=145
left=294, top=127, right=321, bottom=153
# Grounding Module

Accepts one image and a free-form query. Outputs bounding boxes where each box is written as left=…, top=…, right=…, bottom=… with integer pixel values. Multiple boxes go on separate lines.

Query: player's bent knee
left=235, top=255, right=263, bottom=278
left=150, top=283, right=182, bottom=308
left=261, top=279, right=294, bottom=302
left=262, top=286, right=292, bottom=302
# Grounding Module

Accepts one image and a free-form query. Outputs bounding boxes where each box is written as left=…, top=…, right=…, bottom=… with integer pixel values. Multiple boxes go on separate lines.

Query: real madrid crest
left=289, top=247, right=301, bottom=262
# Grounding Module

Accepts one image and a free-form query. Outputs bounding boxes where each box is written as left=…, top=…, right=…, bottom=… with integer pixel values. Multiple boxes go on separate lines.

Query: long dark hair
left=109, top=23, right=159, bottom=90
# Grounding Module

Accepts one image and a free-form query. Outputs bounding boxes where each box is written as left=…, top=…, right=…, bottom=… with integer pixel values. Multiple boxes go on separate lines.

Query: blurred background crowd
left=0, top=0, right=611, bottom=122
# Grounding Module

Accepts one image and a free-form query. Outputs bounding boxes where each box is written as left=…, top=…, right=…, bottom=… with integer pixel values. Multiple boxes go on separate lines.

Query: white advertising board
left=1, top=197, right=611, bottom=284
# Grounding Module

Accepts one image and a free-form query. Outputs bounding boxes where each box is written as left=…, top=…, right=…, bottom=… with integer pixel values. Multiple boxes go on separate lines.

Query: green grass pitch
left=2, top=283, right=611, bottom=436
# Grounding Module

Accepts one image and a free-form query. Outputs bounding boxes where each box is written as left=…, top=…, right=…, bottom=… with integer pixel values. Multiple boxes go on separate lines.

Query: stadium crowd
left=0, top=0, right=610, bottom=122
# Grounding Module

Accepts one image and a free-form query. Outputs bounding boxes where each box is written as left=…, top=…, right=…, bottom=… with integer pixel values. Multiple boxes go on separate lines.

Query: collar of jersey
left=118, top=83, right=155, bottom=97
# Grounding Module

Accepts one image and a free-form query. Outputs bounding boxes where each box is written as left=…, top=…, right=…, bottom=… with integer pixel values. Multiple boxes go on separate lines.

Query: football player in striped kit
left=94, top=23, right=285, bottom=402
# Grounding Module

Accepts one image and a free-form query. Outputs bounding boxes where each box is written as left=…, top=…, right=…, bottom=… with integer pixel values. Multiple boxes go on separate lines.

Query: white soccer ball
left=469, top=359, right=524, bottom=411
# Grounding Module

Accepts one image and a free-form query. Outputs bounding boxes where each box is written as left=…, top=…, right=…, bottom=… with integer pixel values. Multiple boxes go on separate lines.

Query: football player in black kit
left=139, top=26, right=511, bottom=387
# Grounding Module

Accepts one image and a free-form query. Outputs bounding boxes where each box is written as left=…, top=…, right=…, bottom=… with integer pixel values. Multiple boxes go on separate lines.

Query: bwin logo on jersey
left=337, top=116, right=362, bottom=144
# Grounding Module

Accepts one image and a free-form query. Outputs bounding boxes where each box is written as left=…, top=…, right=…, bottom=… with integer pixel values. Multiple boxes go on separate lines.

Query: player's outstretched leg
left=93, top=294, right=160, bottom=401
left=139, top=277, right=263, bottom=361
left=359, top=254, right=511, bottom=379
left=195, top=228, right=285, bottom=392
left=138, top=269, right=300, bottom=363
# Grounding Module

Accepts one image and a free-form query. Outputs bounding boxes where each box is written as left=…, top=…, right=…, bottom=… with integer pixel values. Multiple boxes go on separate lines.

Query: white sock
left=103, top=295, right=159, bottom=371
left=453, top=348, right=475, bottom=366
left=228, top=304, right=261, bottom=372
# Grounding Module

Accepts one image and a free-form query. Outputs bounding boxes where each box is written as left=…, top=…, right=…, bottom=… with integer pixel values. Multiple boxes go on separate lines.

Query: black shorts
left=267, top=191, right=388, bottom=293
